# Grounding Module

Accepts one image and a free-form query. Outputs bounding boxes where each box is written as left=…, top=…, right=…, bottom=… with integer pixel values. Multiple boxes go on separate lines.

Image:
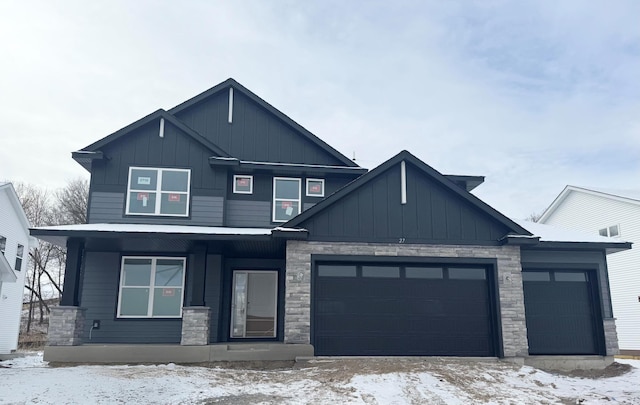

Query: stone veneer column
left=284, top=240, right=530, bottom=358
left=181, top=307, right=211, bottom=345
left=603, top=319, right=619, bottom=356
left=48, top=306, right=86, bottom=346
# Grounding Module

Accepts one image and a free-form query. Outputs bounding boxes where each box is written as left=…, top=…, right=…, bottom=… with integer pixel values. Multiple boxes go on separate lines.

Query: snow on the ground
left=1, top=353, right=639, bottom=404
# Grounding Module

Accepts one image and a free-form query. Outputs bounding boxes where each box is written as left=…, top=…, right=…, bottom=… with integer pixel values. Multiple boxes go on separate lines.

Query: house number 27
left=398, top=238, right=406, bottom=244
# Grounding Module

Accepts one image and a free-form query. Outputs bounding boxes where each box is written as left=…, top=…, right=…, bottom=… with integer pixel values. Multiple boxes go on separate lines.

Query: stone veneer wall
left=181, top=307, right=211, bottom=345
left=603, top=319, right=619, bottom=356
left=285, top=241, right=529, bottom=358
left=48, top=306, right=86, bottom=346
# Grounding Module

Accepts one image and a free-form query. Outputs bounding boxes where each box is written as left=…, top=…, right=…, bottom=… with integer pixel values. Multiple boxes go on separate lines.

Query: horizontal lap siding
left=88, top=192, right=223, bottom=226
left=541, top=191, right=640, bottom=351
left=226, top=200, right=271, bottom=227
left=79, top=252, right=182, bottom=343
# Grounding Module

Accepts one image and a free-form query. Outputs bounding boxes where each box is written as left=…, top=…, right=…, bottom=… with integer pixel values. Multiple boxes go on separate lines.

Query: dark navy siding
left=226, top=200, right=272, bottom=228
left=300, top=162, right=510, bottom=243
left=204, top=254, right=223, bottom=343
left=520, top=249, right=612, bottom=318
left=90, top=120, right=227, bottom=192
left=175, top=90, right=346, bottom=165
left=88, top=192, right=224, bottom=226
left=79, top=251, right=183, bottom=343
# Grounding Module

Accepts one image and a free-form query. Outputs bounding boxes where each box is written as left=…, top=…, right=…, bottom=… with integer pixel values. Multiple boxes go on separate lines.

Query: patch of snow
left=31, top=223, right=306, bottom=236
left=2, top=354, right=640, bottom=404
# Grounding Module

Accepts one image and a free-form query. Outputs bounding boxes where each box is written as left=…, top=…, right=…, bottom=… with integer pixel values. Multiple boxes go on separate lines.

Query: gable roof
left=0, top=182, right=32, bottom=234
left=74, top=109, right=230, bottom=170
left=284, top=150, right=531, bottom=236
left=539, top=185, right=640, bottom=222
left=169, top=78, right=359, bottom=168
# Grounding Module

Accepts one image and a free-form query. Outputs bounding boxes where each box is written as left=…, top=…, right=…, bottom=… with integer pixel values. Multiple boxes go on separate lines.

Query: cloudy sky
left=1, top=1, right=638, bottom=219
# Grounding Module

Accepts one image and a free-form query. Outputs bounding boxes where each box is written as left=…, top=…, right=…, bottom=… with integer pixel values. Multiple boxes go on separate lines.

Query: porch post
left=49, top=238, right=85, bottom=346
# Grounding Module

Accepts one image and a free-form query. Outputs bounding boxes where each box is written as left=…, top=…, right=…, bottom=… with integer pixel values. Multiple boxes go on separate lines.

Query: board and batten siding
left=541, top=190, right=640, bottom=351
left=0, top=188, right=31, bottom=354
left=88, top=192, right=224, bottom=226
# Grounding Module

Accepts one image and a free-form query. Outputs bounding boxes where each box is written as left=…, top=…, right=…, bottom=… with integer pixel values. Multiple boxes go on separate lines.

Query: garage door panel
left=313, top=263, right=496, bottom=356
left=523, top=270, right=601, bottom=355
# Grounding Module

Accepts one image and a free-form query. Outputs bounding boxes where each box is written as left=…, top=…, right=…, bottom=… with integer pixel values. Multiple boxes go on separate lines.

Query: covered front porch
left=31, top=223, right=308, bottom=362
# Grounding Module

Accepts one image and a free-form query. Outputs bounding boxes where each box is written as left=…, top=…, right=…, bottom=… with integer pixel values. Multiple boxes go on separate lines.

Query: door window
left=231, top=271, right=278, bottom=338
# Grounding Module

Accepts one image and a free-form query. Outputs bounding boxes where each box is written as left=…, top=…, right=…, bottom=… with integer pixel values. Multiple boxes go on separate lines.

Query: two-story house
left=32, top=79, right=630, bottom=368
left=539, top=186, right=640, bottom=356
left=0, top=182, right=36, bottom=355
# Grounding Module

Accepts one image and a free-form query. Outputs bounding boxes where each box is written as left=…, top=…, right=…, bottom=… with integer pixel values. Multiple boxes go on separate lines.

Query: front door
left=230, top=271, right=278, bottom=338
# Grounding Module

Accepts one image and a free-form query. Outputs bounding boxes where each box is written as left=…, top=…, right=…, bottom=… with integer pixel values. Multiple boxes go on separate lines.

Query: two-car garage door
left=313, top=263, right=498, bottom=356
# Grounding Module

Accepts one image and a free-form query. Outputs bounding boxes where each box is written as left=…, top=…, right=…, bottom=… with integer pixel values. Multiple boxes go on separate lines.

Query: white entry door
left=231, top=271, right=278, bottom=338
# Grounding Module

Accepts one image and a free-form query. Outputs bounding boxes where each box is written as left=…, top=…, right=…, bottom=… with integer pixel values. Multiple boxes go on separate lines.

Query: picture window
left=306, top=178, right=325, bottom=197
left=117, top=257, right=186, bottom=318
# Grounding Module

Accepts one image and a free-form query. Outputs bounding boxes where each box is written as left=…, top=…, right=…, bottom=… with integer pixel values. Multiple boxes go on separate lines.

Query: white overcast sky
left=1, top=1, right=638, bottom=219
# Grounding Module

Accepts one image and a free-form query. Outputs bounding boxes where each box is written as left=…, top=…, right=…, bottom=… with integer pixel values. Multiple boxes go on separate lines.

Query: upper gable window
left=0, top=236, right=5, bottom=256
left=306, top=179, right=325, bottom=197
left=233, top=175, right=253, bottom=194
left=599, top=225, right=620, bottom=237
left=126, top=167, right=191, bottom=217
left=273, top=177, right=301, bottom=222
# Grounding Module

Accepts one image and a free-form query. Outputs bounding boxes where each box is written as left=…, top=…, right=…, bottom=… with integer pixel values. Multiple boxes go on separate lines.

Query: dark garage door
left=523, top=270, right=603, bottom=355
left=313, top=263, right=497, bottom=356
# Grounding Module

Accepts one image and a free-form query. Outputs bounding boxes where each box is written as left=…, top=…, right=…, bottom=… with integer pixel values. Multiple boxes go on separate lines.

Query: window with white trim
left=0, top=236, right=5, bottom=256
left=273, top=177, right=301, bottom=222
left=306, top=178, right=325, bottom=197
left=233, top=175, right=253, bottom=194
left=598, top=225, right=620, bottom=237
left=117, top=257, right=186, bottom=318
left=15, top=244, right=24, bottom=271
left=126, top=167, right=191, bottom=216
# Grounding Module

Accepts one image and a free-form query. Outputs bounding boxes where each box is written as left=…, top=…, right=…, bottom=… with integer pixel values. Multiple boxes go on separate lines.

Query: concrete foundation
left=524, top=356, right=615, bottom=371
left=43, top=343, right=314, bottom=364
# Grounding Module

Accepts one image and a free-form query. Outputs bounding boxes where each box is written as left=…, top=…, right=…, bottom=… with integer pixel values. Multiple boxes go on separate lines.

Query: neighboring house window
left=0, top=236, right=5, bottom=256
left=117, top=257, right=186, bottom=318
left=273, top=177, right=301, bottom=222
left=126, top=167, right=191, bottom=216
left=233, top=175, right=253, bottom=194
left=306, top=178, right=325, bottom=197
left=15, top=244, right=24, bottom=271
left=599, top=225, right=620, bottom=237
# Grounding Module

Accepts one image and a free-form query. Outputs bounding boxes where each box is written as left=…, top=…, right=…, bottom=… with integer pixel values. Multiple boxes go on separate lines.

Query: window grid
left=126, top=167, right=191, bottom=217
left=272, top=177, right=301, bottom=222
left=117, top=256, right=186, bottom=318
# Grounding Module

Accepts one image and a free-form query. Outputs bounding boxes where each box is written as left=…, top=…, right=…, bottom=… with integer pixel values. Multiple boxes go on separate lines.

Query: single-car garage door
left=313, top=263, right=498, bottom=356
left=523, top=270, right=604, bottom=355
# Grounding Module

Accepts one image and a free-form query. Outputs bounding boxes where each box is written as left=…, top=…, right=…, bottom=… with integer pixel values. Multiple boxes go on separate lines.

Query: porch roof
left=30, top=223, right=308, bottom=247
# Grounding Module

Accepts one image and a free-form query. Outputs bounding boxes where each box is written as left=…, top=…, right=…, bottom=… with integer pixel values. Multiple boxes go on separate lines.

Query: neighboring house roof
left=284, top=150, right=532, bottom=236
left=539, top=185, right=640, bottom=222
left=31, top=223, right=308, bottom=247
left=0, top=182, right=32, bottom=237
left=169, top=78, right=359, bottom=168
left=73, top=109, right=231, bottom=171
left=513, top=219, right=631, bottom=253
left=0, top=253, right=17, bottom=283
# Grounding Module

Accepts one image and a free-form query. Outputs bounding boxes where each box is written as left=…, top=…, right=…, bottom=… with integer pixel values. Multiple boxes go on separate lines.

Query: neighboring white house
left=539, top=185, right=639, bottom=355
left=0, top=182, right=36, bottom=355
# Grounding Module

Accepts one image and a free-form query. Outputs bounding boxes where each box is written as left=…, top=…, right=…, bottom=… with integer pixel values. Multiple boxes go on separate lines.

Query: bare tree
left=526, top=211, right=543, bottom=223
left=14, top=178, right=89, bottom=333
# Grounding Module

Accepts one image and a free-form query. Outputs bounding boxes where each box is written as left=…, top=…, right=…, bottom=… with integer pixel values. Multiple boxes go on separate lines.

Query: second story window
left=0, top=236, right=5, bottom=256
left=273, top=177, right=301, bottom=222
left=15, top=244, right=24, bottom=271
left=126, top=167, right=191, bottom=217
left=233, top=175, right=253, bottom=194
